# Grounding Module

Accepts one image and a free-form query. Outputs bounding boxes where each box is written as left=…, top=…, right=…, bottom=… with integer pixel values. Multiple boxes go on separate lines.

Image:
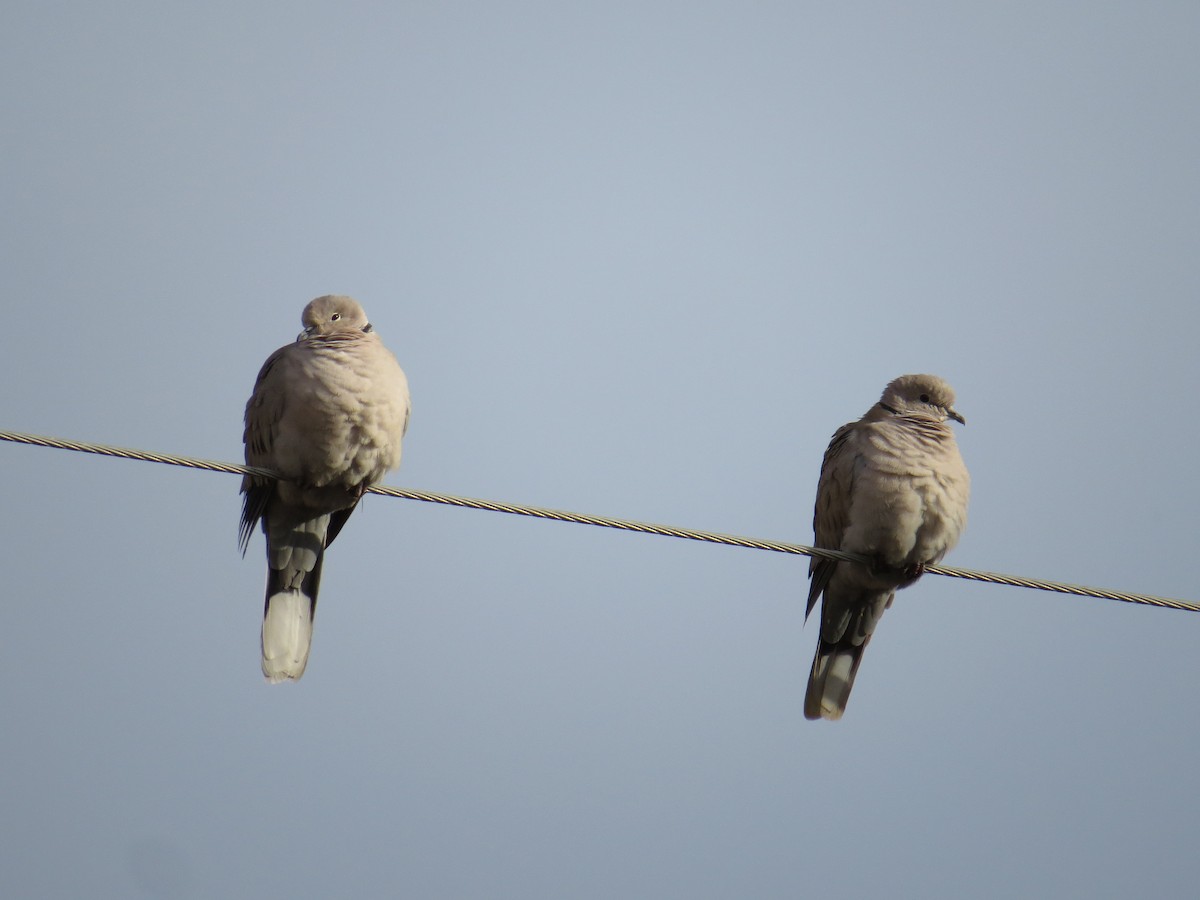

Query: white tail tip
left=261, top=590, right=314, bottom=682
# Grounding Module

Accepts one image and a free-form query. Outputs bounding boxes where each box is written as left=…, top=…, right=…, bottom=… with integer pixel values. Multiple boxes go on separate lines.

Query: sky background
left=3, top=2, right=1199, bottom=898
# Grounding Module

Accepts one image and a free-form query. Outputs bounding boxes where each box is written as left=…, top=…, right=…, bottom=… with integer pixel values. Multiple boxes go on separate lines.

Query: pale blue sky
left=3, top=3, right=1199, bottom=898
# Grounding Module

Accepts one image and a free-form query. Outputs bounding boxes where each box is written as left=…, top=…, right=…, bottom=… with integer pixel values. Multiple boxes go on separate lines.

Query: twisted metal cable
left=3, top=428, right=1195, bottom=613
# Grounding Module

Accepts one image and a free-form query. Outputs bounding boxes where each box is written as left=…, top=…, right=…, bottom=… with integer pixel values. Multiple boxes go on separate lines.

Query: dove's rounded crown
left=299, top=295, right=372, bottom=340
left=880, top=374, right=964, bottom=425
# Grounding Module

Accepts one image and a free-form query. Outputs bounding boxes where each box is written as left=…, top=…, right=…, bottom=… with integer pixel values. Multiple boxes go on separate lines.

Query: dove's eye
left=331, top=313, right=341, bottom=322
left=919, top=393, right=930, bottom=403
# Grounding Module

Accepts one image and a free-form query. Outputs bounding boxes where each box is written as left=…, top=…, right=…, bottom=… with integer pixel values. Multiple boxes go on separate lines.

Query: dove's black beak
left=948, top=408, right=966, bottom=425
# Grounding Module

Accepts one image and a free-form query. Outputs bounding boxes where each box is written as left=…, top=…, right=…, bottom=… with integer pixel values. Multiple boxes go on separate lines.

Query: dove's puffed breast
left=245, top=330, right=410, bottom=491
left=840, top=417, right=969, bottom=569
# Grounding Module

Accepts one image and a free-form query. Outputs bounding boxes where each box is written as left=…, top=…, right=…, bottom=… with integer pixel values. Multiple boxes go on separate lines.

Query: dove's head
left=298, top=295, right=373, bottom=340
left=880, top=374, right=965, bottom=425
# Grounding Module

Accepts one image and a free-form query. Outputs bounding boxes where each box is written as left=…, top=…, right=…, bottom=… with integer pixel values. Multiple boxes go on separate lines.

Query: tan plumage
left=240, top=295, right=410, bottom=682
left=805, top=374, right=969, bottom=720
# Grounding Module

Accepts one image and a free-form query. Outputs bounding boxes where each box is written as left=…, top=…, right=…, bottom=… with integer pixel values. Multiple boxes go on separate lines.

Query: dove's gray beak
left=948, top=408, right=966, bottom=425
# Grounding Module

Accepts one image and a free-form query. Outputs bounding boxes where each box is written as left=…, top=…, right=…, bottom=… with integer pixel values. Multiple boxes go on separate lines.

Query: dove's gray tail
left=261, top=514, right=330, bottom=683
left=805, top=639, right=869, bottom=720
left=804, top=588, right=894, bottom=720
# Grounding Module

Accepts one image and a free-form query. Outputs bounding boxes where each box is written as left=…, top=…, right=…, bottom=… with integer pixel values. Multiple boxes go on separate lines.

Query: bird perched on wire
left=240, top=295, right=411, bottom=682
left=805, top=374, right=969, bottom=720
